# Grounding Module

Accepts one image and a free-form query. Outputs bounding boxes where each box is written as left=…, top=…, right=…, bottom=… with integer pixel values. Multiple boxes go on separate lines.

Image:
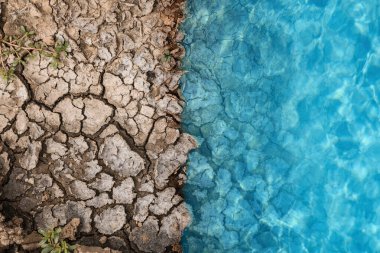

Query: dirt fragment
left=62, top=218, right=81, bottom=241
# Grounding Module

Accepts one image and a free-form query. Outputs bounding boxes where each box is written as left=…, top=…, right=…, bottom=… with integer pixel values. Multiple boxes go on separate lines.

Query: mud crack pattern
left=0, top=0, right=196, bottom=252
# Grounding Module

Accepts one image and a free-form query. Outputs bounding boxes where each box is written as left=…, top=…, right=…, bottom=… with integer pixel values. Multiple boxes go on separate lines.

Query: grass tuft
left=0, top=26, right=69, bottom=80
left=39, top=227, right=76, bottom=253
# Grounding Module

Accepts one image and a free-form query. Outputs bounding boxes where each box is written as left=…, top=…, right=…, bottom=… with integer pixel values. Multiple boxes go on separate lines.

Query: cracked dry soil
left=0, top=0, right=197, bottom=252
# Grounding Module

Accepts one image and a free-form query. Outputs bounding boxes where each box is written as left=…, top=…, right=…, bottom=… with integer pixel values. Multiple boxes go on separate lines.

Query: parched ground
left=0, top=0, right=196, bottom=252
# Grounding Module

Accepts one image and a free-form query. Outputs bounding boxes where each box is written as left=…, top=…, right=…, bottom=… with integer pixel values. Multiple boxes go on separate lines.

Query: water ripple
left=181, top=0, right=380, bottom=252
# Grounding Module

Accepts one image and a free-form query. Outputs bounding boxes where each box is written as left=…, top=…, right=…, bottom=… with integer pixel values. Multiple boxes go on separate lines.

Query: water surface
left=181, top=0, right=380, bottom=252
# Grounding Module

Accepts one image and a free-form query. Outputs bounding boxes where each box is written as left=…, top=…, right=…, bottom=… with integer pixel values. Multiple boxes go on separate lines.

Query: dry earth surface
left=0, top=0, right=196, bottom=252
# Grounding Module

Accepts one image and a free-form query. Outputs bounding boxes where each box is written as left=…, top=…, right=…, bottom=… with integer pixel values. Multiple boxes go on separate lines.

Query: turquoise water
left=180, top=0, right=380, bottom=252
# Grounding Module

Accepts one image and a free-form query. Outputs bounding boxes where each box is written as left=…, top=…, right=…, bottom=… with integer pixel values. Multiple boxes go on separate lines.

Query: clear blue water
left=180, top=0, right=380, bottom=252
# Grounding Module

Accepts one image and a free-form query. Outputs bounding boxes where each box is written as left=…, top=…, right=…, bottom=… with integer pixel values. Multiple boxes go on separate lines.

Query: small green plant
left=0, top=25, right=69, bottom=80
left=162, top=50, right=173, bottom=62
left=50, top=40, right=69, bottom=69
left=39, top=227, right=76, bottom=253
